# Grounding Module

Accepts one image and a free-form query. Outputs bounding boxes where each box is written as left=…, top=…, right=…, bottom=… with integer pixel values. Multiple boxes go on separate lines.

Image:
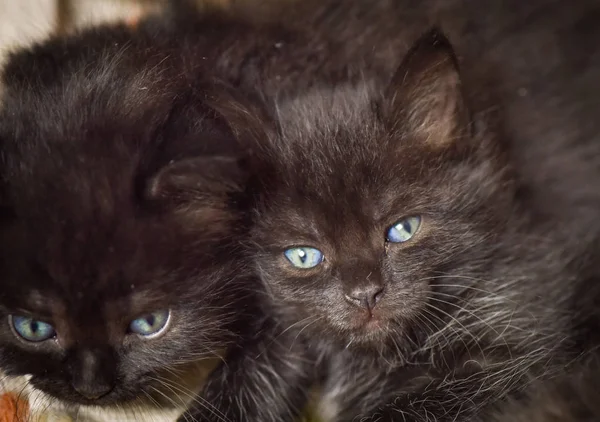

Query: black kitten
left=237, top=25, right=600, bottom=421
left=0, top=20, right=310, bottom=422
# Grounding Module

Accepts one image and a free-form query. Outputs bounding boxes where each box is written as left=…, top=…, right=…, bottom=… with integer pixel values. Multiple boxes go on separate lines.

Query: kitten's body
left=165, top=1, right=600, bottom=419
left=226, top=1, right=600, bottom=420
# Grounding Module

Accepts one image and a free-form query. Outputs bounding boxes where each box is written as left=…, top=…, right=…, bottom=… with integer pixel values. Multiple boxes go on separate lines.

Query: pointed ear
left=381, top=28, right=468, bottom=149
left=146, top=156, right=244, bottom=201
left=202, top=80, right=277, bottom=160
left=144, top=80, right=274, bottom=205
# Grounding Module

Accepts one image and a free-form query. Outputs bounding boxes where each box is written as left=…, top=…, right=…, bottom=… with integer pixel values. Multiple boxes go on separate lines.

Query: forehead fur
left=266, top=83, right=390, bottom=192
left=274, top=82, right=381, bottom=155
left=260, top=82, right=447, bottom=202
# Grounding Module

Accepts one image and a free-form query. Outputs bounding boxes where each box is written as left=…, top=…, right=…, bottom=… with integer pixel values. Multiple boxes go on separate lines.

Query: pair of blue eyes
left=284, top=216, right=422, bottom=269
left=9, top=310, right=170, bottom=343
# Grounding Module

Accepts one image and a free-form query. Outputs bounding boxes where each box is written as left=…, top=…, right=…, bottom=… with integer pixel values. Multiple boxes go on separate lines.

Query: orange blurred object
left=125, top=11, right=142, bottom=28
left=0, top=393, right=29, bottom=422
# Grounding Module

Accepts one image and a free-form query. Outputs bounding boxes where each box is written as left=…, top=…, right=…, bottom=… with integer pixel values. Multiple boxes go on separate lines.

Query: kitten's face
left=0, top=199, right=238, bottom=406
left=249, top=31, right=515, bottom=355
left=0, top=33, right=248, bottom=407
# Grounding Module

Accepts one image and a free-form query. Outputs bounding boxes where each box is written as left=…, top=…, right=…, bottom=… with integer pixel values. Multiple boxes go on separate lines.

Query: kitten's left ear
left=202, top=81, right=277, bottom=158
left=381, top=28, right=469, bottom=149
left=144, top=81, right=275, bottom=205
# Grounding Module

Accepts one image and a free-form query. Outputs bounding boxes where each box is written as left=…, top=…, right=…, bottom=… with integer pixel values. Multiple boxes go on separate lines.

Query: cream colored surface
left=66, top=0, right=164, bottom=31
left=0, top=0, right=57, bottom=69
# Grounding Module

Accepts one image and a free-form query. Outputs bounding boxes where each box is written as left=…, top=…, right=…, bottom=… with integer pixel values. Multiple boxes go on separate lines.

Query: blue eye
left=10, top=315, right=56, bottom=342
left=284, top=247, right=324, bottom=269
left=129, top=310, right=170, bottom=337
left=386, top=216, right=422, bottom=243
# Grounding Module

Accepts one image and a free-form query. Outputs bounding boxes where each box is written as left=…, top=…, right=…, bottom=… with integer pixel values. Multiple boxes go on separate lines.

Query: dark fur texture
left=0, top=19, right=312, bottom=422
left=165, top=1, right=600, bottom=419
left=489, top=357, right=600, bottom=422
left=2, top=0, right=600, bottom=420
left=231, top=15, right=600, bottom=422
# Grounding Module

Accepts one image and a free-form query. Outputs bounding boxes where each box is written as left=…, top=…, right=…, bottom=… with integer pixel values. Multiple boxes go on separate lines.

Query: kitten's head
left=243, top=29, right=522, bottom=357
left=0, top=29, right=257, bottom=408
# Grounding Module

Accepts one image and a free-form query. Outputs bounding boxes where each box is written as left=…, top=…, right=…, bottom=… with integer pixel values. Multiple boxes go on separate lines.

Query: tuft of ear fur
left=382, top=28, right=468, bottom=149
left=146, top=156, right=244, bottom=200
left=144, top=80, right=273, bottom=206
left=202, top=80, right=277, bottom=158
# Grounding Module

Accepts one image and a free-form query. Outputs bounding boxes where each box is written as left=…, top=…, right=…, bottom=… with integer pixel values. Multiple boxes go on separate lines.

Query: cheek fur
left=259, top=264, right=340, bottom=322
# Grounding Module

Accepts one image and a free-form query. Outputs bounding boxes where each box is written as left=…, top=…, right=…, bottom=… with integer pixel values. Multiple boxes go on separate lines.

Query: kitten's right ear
left=381, top=28, right=469, bottom=149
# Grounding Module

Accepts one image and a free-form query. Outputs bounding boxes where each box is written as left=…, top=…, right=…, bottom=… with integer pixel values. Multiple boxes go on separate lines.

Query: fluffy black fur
left=165, top=1, right=600, bottom=419
left=0, top=18, right=312, bottom=422
left=233, top=14, right=600, bottom=422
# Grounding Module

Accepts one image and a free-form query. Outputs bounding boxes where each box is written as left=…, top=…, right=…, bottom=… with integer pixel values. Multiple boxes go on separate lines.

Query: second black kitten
left=232, top=25, right=600, bottom=422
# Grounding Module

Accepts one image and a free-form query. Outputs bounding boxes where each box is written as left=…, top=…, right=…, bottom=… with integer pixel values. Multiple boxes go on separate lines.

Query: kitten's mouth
left=349, top=310, right=391, bottom=335
left=28, top=384, right=126, bottom=409
left=339, top=317, right=396, bottom=350
left=70, top=394, right=117, bottom=406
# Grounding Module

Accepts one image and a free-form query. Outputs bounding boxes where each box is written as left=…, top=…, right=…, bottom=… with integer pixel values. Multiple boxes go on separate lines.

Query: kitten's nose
left=68, top=348, right=116, bottom=400
left=345, top=285, right=385, bottom=310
